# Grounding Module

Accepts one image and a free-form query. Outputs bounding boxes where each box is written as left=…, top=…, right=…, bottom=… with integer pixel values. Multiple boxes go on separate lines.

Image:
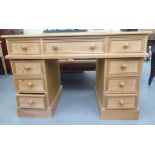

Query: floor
left=0, top=61, right=155, bottom=125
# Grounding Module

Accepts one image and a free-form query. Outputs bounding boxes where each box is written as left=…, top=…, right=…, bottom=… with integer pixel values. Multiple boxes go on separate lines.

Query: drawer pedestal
left=11, top=59, right=62, bottom=117
left=95, top=57, right=143, bottom=120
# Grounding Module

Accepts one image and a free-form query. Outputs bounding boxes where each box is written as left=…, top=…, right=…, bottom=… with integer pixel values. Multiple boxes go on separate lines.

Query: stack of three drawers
left=11, top=60, right=61, bottom=117
left=102, top=58, right=143, bottom=119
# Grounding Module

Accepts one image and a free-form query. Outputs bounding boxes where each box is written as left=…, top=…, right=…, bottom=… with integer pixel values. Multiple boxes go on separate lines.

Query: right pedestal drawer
left=105, top=94, right=138, bottom=110
left=106, top=77, right=139, bottom=93
left=107, top=59, right=142, bottom=75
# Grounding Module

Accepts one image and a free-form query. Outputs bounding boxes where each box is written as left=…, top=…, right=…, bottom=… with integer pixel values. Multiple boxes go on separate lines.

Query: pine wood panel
left=44, top=60, right=61, bottom=106
left=96, top=59, right=105, bottom=103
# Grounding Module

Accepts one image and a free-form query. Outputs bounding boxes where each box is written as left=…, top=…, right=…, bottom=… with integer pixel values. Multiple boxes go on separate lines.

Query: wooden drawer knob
left=119, top=82, right=125, bottom=87
left=53, top=46, right=58, bottom=51
left=21, top=45, right=28, bottom=51
left=119, top=99, right=124, bottom=105
left=121, top=64, right=127, bottom=69
left=123, top=43, right=129, bottom=48
left=90, top=45, right=96, bottom=50
left=24, top=65, right=30, bottom=70
left=28, top=100, right=34, bottom=105
left=28, top=82, right=33, bottom=87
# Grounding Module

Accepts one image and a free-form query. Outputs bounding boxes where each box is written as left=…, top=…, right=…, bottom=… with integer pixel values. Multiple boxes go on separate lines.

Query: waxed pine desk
left=2, top=31, right=150, bottom=119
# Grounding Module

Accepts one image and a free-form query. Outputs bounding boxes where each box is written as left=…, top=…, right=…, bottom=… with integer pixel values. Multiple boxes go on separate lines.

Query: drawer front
left=106, top=95, right=137, bottom=110
left=44, top=41, right=104, bottom=54
left=10, top=41, right=41, bottom=55
left=16, top=79, right=45, bottom=93
left=109, top=37, right=144, bottom=53
left=106, top=77, right=139, bottom=93
left=12, top=61, right=44, bottom=76
left=17, top=94, right=46, bottom=109
left=107, top=59, right=141, bottom=75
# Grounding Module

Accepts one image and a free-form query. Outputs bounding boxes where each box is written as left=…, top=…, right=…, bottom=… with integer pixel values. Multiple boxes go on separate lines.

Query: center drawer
left=16, top=94, right=46, bottom=109
left=12, top=60, right=44, bottom=76
left=16, top=79, right=46, bottom=93
left=107, top=59, right=142, bottom=75
left=106, top=77, right=139, bottom=93
left=44, top=41, right=104, bottom=54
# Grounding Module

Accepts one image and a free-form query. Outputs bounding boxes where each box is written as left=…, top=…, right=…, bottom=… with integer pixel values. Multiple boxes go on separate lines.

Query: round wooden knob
left=21, top=45, right=27, bottom=51
left=119, top=99, right=124, bottom=105
left=24, top=65, right=30, bottom=70
left=121, top=64, right=127, bottom=69
left=123, top=43, right=129, bottom=48
left=119, top=82, right=125, bottom=87
left=28, top=100, right=33, bottom=105
left=28, top=82, right=33, bottom=87
left=53, top=46, right=58, bottom=51
left=90, top=45, right=96, bottom=50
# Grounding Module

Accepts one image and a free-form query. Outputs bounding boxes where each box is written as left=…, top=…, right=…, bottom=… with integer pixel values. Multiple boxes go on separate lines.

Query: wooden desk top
left=5, top=53, right=148, bottom=60
left=1, top=31, right=152, bottom=38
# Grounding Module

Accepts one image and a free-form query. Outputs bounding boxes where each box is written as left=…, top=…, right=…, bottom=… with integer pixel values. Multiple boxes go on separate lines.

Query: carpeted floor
left=0, top=61, right=155, bottom=125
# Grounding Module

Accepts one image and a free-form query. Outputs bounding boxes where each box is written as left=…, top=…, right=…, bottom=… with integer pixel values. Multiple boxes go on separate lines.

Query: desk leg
left=44, top=60, right=63, bottom=117
left=95, top=59, right=106, bottom=118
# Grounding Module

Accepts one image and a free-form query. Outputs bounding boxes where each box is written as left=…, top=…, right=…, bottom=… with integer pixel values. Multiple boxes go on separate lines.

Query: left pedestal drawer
left=11, top=60, right=44, bottom=76
left=16, top=94, right=47, bottom=109
left=15, top=79, right=46, bottom=93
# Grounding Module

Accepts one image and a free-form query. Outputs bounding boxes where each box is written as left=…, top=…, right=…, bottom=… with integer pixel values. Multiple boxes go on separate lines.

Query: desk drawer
left=109, top=37, right=143, bottom=53
left=106, top=77, right=139, bottom=93
left=10, top=41, right=41, bottom=55
left=16, top=79, right=45, bottom=93
left=44, top=41, right=104, bottom=53
left=107, top=59, right=141, bottom=75
left=17, top=94, right=46, bottom=109
left=105, top=94, right=137, bottom=110
left=12, top=61, right=44, bottom=76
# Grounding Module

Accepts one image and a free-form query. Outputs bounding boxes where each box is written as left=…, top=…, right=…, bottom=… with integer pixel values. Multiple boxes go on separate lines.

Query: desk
left=2, top=31, right=150, bottom=119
